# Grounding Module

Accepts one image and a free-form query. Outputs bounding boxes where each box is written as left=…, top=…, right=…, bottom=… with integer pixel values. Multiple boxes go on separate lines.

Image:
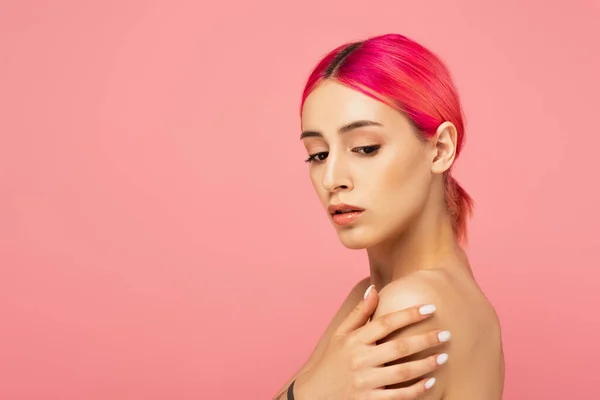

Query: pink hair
left=300, top=33, right=474, bottom=244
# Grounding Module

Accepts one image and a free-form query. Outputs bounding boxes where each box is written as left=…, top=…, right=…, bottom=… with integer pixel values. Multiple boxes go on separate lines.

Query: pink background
left=1, top=1, right=599, bottom=399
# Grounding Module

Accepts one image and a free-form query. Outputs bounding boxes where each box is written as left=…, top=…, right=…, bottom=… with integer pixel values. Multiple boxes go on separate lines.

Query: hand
left=294, top=285, right=449, bottom=400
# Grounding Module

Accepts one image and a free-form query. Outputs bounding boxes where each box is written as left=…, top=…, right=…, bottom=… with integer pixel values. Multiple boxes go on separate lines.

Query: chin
left=335, top=227, right=383, bottom=250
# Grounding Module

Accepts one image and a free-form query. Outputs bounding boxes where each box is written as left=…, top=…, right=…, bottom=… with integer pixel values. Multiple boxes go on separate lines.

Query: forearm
left=273, top=387, right=286, bottom=400
left=273, top=377, right=294, bottom=400
left=273, top=392, right=285, bottom=400
left=273, top=361, right=313, bottom=400
left=274, top=374, right=305, bottom=400
left=273, top=383, right=291, bottom=400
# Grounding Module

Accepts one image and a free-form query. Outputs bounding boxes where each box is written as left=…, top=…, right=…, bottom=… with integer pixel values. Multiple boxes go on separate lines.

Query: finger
left=369, top=353, right=448, bottom=389
left=336, top=284, right=379, bottom=335
left=357, top=304, right=436, bottom=344
left=370, top=377, right=437, bottom=400
left=363, top=330, right=451, bottom=366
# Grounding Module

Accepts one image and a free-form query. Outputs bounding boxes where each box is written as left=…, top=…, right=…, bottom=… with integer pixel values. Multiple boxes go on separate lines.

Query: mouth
left=327, top=203, right=365, bottom=215
left=327, top=204, right=365, bottom=226
left=331, top=208, right=363, bottom=215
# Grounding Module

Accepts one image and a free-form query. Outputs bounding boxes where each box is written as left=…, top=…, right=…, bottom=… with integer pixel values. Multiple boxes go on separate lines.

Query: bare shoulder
left=372, top=268, right=504, bottom=399
left=376, top=269, right=454, bottom=310
left=375, top=268, right=500, bottom=335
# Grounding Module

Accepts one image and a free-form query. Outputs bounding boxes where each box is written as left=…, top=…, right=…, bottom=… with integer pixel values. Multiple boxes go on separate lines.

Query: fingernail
left=438, top=330, right=451, bottom=342
left=425, top=377, right=436, bottom=389
left=363, top=285, right=375, bottom=299
left=419, top=304, right=436, bottom=315
left=437, top=353, right=449, bottom=365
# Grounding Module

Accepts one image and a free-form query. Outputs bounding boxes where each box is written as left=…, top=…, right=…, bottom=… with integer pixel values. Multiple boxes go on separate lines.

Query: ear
left=431, top=121, right=457, bottom=175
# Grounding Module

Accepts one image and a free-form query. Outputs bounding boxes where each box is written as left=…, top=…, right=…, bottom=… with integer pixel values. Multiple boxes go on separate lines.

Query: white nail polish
left=419, top=304, right=436, bottom=315
left=438, top=331, right=451, bottom=342
left=425, top=377, right=436, bottom=389
left=437, top=353, right=449, bottom=365
left=363, top=285, right=374, bottom=299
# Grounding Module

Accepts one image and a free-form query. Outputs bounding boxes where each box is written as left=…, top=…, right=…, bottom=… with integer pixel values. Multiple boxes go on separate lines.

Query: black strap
left=287, top=379, right=296, bottom=400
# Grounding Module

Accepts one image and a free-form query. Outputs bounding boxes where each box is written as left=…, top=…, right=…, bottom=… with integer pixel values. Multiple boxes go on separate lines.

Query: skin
left=275, top=79, right=504, bottom=399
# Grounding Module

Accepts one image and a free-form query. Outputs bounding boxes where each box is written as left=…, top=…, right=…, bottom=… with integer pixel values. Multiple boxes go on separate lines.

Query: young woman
left=274, top=33, right=505, bottom=400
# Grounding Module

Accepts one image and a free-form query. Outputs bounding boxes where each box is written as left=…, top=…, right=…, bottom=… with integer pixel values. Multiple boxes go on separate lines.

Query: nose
left=321, top=154, right=353, bottom=193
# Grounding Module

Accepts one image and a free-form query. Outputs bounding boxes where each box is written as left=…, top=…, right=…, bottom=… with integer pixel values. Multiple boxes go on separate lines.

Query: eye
left=353, top=145, right=381, bottom=156
left=304, top=151, right=329, bottom=164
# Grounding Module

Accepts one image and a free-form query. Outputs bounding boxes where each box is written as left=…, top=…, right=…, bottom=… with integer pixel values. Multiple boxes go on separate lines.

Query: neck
left=366, top=201, right=471, bottom=291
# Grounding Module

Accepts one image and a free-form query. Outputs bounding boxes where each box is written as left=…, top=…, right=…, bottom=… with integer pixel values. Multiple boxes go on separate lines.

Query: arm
left=371, top=271, right=453, bottom=400
left=375, top=270, right=504, bottom=399
left=273, top=387, right=290, bottom=400
left=272, top=277, right=372, bottom=399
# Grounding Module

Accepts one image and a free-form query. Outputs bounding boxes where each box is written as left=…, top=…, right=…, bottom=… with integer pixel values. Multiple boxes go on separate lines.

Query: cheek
left=309, top=169, right=327, bottom=202
left=379, top=151, right=430, bottom=206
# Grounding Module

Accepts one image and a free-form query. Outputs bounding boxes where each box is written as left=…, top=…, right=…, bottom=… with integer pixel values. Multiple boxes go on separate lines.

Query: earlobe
left=431, top=121, right=457, bottom=174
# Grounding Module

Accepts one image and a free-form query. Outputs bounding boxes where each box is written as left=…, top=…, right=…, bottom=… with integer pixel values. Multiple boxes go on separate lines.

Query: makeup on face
left=327, top=203, right=365, bottom=226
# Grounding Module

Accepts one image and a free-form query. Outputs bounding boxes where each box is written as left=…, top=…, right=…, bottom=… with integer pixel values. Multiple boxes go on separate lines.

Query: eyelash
left=304, top=145, right=381, bottom=164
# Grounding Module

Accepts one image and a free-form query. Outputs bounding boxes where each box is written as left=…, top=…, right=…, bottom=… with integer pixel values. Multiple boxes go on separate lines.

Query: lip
left=328, top=203, right=365, bottom=226
left=327, top=203, right=365, bottom=215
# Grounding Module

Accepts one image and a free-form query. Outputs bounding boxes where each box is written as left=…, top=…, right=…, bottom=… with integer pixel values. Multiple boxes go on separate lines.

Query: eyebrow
left=300, top=120, right=383, bottom=139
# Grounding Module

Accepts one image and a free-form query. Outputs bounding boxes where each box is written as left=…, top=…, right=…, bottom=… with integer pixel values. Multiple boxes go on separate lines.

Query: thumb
left=336, top=285, right=378, bottom=335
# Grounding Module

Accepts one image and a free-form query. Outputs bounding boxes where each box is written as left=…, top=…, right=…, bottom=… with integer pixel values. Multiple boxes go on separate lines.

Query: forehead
left=301, top=80, right=400, bottom=131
